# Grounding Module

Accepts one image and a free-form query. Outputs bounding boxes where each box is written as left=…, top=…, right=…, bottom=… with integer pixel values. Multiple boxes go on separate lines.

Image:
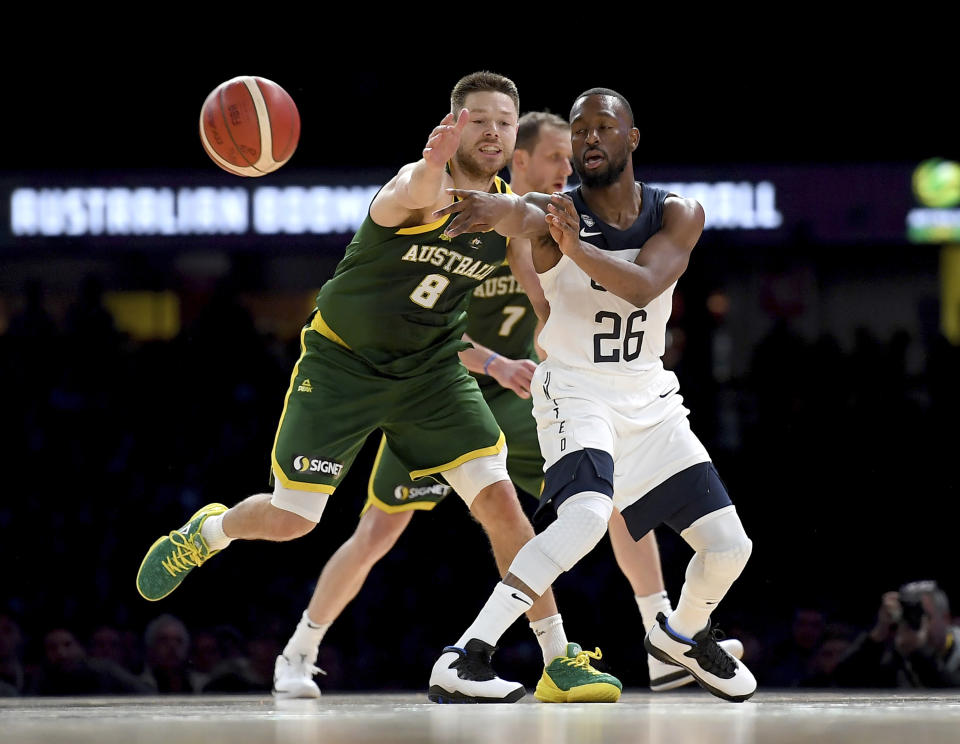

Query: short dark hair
left=571, top=87, right=634, bottom=126
left=451, top=71, right=520, bottom=115
left=516, top=111, right=568, bottom=153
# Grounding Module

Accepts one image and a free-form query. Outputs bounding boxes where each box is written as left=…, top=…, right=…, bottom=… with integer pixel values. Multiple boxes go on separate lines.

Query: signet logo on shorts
left=393, top=483, right=452, bottom=501
left=293, top=454, right=344, bottom=479
left=297, top=379, right=313, bottom=393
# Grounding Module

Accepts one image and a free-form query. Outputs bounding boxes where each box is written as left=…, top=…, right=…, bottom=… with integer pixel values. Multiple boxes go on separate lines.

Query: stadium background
left=1, top=37, right=957, bottom=691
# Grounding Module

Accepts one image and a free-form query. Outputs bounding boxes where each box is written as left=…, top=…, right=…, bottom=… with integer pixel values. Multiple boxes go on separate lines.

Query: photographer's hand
left=870, top=591, right=901, bottom=642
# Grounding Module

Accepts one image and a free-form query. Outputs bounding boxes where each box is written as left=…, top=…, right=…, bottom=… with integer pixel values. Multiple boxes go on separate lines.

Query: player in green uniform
left=135, top=73, right=614, bottom=704
left=271, top=112, right=729, bottom=702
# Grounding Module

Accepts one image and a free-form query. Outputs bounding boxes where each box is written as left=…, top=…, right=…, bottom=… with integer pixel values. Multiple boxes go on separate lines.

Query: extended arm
left=369, top=110, right=469, bottom=227
left=505, top=238, right=549, bottom=323
left=459, top=333, right=537, bottom=399
left=433, top=190, right=554, bottom=240
left=546, top=193, right=704, bottom=308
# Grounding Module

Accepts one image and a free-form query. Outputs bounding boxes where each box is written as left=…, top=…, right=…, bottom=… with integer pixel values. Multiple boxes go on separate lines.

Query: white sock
left=282, top=610, right=331, bottom=663
left=530, top=614, right=568, bottom=664
left=669, top=507, right=752, bottom=638
left=200, top=514, right=233, bottom=552
left=635, top=591, right=673, bottom=634
left=456, top=582, right=533, bottom=649
left=668, top=586, right=715, bottom=639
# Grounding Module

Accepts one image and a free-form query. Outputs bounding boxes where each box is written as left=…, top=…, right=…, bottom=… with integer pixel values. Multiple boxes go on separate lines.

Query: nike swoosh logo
left=510, top=592, right=532, bottom=606
left=659, top=388, right=676, bottom=398
left=580, top=228, right=602, bottom=237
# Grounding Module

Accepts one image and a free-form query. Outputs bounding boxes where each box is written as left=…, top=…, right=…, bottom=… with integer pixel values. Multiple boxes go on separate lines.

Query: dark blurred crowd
left=2, top=271, right=959, bottom=695
left=3, top=585, right=958, bottom=697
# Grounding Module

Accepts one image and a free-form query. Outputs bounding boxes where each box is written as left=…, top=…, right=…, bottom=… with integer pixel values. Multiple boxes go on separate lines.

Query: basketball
left=199, top=76, right=300, bottom=177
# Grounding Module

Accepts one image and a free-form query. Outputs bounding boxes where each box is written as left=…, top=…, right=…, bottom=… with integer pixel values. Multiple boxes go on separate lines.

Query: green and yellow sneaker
left=534, top=643, right=622, bottom=703
left=136, top=503, right=227, bottom=601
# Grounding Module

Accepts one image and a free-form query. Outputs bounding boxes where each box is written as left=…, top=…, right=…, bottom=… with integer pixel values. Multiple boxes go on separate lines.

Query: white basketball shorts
left=531, top=360, right=710, bottom=511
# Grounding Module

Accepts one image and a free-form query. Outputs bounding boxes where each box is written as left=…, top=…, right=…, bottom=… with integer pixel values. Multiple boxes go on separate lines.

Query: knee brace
left=510, top=491, right=613, bottom=595
left=680, top=506, right=753, bottom=598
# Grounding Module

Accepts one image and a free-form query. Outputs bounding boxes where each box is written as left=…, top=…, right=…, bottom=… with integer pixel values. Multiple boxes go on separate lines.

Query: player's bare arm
left=505, top=237, right=549, bottom=323
left=439, top=190, right=561, bottom=273
left=434, top=190, right=552, bottom=240
left=369, top=110, right=469, bottom=228
left=458, top=333, right=537, bottom=399
left=505, top=235, right=550, bottom=358
left=546, top=193, right=704, bottom=308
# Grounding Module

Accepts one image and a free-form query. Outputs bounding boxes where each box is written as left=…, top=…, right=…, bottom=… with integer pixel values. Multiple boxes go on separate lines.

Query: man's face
left=149, top=622, right=189, bottom=668
left=89, top=626, right=124, bottom=665
left=45, top=629, right=85, bottom=670
left=0, top=615, right=22, bottom=658
left=454, top=91, right=518, bottom=180
left=792, top=609, right=826, bottom=650
left=523, top=125, right=573, bottom=194
left=569, top=95, right=636, bottom=188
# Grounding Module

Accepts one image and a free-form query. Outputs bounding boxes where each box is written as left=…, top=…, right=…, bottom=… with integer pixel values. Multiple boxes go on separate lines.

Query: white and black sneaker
left=644, top=613, right=756, bottom=702
left=428, top=639, right=526, bottom=703
left=648, top=637, right=745, bottom=692
left=272, top=653, right=326, bottom=700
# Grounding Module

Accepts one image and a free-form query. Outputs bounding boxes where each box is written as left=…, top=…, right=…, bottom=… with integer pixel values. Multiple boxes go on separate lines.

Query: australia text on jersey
left=473, top=274, right=528, bottom=299
left=401, top=244, right=499, bottom=281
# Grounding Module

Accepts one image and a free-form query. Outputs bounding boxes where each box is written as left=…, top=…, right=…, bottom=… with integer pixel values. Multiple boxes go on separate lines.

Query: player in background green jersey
left=136, top=72, right=612, bottom=704
left=272, top=112, right=719, bottom=700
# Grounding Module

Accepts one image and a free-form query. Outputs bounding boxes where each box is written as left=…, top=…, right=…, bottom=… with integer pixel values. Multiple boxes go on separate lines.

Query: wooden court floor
left=3, top=689, right=960, bottom=743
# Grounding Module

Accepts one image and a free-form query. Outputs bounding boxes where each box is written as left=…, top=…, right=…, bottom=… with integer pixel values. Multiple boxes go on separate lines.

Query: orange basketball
left=199, top=76, right=300, bottom=177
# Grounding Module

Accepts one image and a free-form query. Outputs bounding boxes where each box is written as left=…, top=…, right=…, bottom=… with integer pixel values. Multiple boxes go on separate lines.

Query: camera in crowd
left=898, top=580, right=938, bottom=630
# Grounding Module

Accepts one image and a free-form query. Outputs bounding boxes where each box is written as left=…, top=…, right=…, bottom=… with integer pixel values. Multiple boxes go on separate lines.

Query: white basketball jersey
left=537, top=183, right=675, bottom=375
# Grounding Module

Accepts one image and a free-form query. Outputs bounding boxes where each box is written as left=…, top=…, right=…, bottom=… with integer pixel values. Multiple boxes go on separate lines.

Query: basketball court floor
left=4, top=689, right=960, bottom=743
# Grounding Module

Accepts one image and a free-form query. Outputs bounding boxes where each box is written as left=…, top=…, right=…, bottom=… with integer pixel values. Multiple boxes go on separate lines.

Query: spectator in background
left=0, top=613, right=26, bottom=695
left=190, top=624, right=249, bottom=692
left=87, top=625, right=133, bottom=672
left=189, top=627, right=224, bottom=691
left=202, top=630, right=281, bottom=693
left=64, top=275, right=120, bottom=349
left=140, top=614, right=201, bottom=693
left=6, top=278, right=58, bottom=340
left=797, top=623, right=856, bottom=687
left=764, top=607, right=826, bottom=687
left=832, top=580, right=960, bottom=688
left=30, top=627, right=152, bottom=696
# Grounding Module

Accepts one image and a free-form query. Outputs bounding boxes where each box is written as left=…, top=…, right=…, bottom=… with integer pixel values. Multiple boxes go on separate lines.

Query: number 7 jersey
left=537, top=183, right=674, bottom=375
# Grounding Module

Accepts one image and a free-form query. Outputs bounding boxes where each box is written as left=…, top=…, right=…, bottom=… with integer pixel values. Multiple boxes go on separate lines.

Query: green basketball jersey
left=313, top=177, right=513, bottom=378
left=466, top=262, right=539, bottom=390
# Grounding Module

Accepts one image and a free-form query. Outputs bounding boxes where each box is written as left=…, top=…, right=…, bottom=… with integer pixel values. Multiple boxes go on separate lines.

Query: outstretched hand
left=545, top=193, right=583, bottom=256
left=423, top=109, right=469, bottom=170
left=487, top=356, right=538, bottom=399
left=433, top=189, right=513, bottom=237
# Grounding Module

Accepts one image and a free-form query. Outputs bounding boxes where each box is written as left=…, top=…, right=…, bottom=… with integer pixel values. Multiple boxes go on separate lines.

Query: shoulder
left=663, top=194, right=705, bottom=228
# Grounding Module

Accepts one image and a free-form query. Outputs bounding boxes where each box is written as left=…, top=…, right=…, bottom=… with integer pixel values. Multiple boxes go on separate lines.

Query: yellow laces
left=160, top=530, right=211, bottom=577
left=565, top=647, right=604, bottom=674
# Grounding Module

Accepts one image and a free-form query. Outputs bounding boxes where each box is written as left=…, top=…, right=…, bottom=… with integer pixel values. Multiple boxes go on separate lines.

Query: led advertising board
left=0, top=162, right=947, bottom=250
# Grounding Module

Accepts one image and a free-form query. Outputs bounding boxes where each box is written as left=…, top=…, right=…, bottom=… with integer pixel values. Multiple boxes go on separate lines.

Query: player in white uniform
left=427, top=88, right=757, bottom=703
